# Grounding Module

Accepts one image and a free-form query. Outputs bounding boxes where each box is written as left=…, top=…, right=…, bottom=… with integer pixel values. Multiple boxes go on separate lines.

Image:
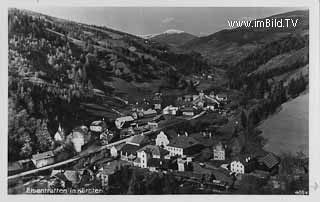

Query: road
left=8, top=111, right=207, bottom=180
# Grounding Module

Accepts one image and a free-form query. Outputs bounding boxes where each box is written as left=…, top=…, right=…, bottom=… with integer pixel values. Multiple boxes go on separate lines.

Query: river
left=258, top=93, right=308, bottom=156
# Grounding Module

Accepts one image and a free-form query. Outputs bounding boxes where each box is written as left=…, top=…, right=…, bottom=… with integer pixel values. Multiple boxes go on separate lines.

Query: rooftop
left=32, top=151, right=55, bottom=161
left=258, top=153, right=279, bottom=169
left=120, top=144, right=140, bottom=155
left=128, top=134, right=149, bottom=146
left=137, top=145, right=169, bottom=157
left=167, top=135, right=200, bottom=149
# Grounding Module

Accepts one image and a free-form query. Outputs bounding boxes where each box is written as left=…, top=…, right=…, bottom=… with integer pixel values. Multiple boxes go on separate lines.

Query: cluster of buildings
left=18, top=119, right=115, bottom=170
left=109, top=131, right=203, bottom=173
left=114, top=91, right=228, bottom=135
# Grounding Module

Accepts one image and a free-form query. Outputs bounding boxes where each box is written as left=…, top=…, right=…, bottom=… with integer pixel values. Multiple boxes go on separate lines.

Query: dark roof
left=181, top=107, right=195, bottom=112
left=51, top=170, right=84, bottom=184
left=32, top=151, right=55, bottom=161
left=167, top=135, right=200, bottom=149
left=137, top=145, right=169, bottom=157
left=165, top=129, right=178, bottom=140
left=120, top=144, right=140, bottom=155
left=128, top=134, right=149, bottom=146
left=147, top=158, right=170, bottom=169
left=148, top=158, right=161, bottom=168
left=259, top=153, right=279, bottom=169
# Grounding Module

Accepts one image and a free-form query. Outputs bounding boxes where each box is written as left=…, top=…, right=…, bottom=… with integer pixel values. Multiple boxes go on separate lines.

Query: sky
left=26, top=7, right=303, bottom=36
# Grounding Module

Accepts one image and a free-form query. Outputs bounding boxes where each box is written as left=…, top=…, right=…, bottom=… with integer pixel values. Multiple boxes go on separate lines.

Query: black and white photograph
left=3, top=0, right=319, bottom=197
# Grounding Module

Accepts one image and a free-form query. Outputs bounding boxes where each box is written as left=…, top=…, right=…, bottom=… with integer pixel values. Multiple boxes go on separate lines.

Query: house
left=162, top=105, right=179, bottom=115
left=135, top=145, right=170, bottom=170
left=110, top=146, right=118, bottom=158
left=99, top=129, right=115, bottom=145
left=230, top=157, right=256, bottom=174
left=68, top=126, right=91, bottom=153
left=177, top=157, right=193, bottom=172
left=216, top=93, right=228, bottom=102
left=54, top=124, right=65, bottom=142
left=213, top=142, right=225, bottom=161
left=31, top=151, right=55, bottom=168
left=90, top=120, right=107, bottom=133
left=96, top=161, right=129, bottom=189
left=51, top=170, right=84, bottom=187
left=257, top=153, right=279, bottom=173
left=148, top=122, right=158, bottom=130
left=155, top=131, right=170, bottom=147
left=154, top=103, right=162, bottom=110
left=165, top=133, right=202, bottom=157
left=143, top=109, right=157, bottom=118
left=115, top=116, right=134, bottom=129
left=119, top=144, right=140, bottom=162
left=181, top=107, right=195, bottom=116
left=127, top=134, right=150, bottom=147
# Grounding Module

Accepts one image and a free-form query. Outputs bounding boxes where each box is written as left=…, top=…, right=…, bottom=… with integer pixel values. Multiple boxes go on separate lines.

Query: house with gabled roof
left=51, top=170, right=84, bottom=188
left=127, top=134, right=150, bottom=147
left=230, top=157, right=257, bottom=174
left=257, top=153, right=280, bottom=173
left=119, top=144, right=140, bottom=162
left=31, top=151, right=55, bottom=168
left=165, top=133, right=202, bottom=157
left=135, top=145, right=170, bottom=170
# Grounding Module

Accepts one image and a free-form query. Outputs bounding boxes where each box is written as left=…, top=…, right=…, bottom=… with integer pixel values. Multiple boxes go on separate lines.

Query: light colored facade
left=32, top=151, right=55, bottom=168
left=136, top=150, right=148, bottom=168
left=115, top=116, right=134, bottom=129
left=213, top=143, right=225, bottom=160
left=230, top=161, right=245, bottom=174
left=182, top=111, right=194, bottom=116
left=165, top=145, right=184, bottom=157
left=155, top=131, right=170, bottom=147
left=110, top=146, right=118, bottom=157
left=163, top=105, right=178, bottom=115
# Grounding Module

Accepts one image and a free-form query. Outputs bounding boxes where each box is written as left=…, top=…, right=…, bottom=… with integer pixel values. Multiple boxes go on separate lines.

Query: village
left=8, top=89, right=291, bottom=194
left=7, top=8, right=309, bottom=195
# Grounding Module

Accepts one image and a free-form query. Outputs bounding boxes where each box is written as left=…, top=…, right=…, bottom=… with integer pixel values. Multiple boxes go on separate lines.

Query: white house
left=165, top=134, right=200, bottom=157
left=162, top=105, right=178, bottom=115
left=54, top=124, right=65, bottom=142
left=181, top=107, right=195, bottom=116
left=230, top=161, right=245, bottom=174
left=31, top=151, right=55, bottom=168
left=213, top=142, right=225, bottom=160
left=230, top=157, right=256, bottom=174
left=155, top=131, right=170, bottom=147
left=216, top=94, right=228, bottom=102
left=135, top=145, right=169, bottom=170
left=110, top=146, right=118, bottom=158
left=115, top=116, right=134, bottom=129
left=177, top=157, right=193, bottom=172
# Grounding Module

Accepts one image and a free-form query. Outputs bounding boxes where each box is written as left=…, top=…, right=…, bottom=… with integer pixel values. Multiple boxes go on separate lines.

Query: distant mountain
left=140, top=29, right=198, bottom=47
left=180, top=10, right=309, bottom=68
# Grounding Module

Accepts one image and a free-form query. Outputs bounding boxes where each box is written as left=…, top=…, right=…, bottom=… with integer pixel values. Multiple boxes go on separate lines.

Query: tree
left=127, top=170, right=146, bottom=194
left=240, top=110, right=247, bottom=129
left=34, top=120, right=54, bottom=152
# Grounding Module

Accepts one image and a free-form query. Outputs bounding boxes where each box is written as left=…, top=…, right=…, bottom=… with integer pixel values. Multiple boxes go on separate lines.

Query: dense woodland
left=7, top=9, right=212, bottom=161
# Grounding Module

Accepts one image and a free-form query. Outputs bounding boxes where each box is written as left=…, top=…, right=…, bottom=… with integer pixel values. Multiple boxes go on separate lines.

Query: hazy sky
left=27, top=7, right=302, bottom=36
